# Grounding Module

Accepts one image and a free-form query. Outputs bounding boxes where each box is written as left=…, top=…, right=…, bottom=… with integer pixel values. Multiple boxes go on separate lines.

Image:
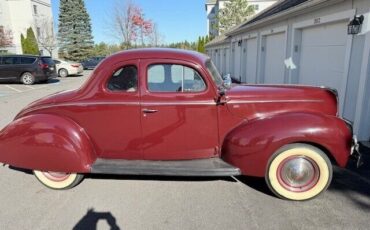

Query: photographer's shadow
left=73, top=208, right=120, bottom=230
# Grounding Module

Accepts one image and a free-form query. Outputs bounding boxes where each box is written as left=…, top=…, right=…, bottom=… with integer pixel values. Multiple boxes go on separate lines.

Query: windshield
left=205, top=59, right=223, bottom=88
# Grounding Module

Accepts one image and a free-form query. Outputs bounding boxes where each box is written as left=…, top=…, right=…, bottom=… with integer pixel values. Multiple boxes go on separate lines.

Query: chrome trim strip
left=55, top=101, right=141, bottom=106
left=21, top=101, right=140, bottom=115
left=21, top=101, right=217, bottom=115
left=227, top=99, right=323, bottom=104
left=142, top=101, right=216, bottom=106
left=351, top=135, right=360, bottom=156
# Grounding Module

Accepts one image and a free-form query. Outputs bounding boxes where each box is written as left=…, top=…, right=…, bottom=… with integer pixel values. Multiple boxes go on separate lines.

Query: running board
left=91, top=158, right=241, bottom=177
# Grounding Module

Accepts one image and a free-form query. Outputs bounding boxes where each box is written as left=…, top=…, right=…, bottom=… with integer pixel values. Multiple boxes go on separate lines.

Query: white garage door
left=298, top=21, right=348, bottom=102
left=264, top=32, right=286, bottom=83
left=224, top=48, right=230, bottom=75
left=234, top=43, right=242, bottom=81
left=245, top=38, right=258, bottom=83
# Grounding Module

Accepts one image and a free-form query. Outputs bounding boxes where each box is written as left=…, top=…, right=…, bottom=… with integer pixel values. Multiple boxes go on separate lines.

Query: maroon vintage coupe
left=0, top=48, right=361, bottom=200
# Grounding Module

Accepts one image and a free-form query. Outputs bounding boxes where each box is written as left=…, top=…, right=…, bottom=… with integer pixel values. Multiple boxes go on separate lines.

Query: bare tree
left=0, top=26, right=13, bottom=48
left=35, top=17, right=57, bottom=56
left=109, top=0, right=140, bottom=49
left=148, top=23, right=163, bottom=47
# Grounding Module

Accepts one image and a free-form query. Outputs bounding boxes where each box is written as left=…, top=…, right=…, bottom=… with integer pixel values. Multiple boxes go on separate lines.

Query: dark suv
left=0, top=55, right=57, bottom=85
left=81, top=56, right=105, bottom=70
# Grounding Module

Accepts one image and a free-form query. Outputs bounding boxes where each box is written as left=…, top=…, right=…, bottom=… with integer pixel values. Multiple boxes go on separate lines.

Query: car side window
left=107, top=65, right=138, bottom=92
left=147, top=64, right=206, bottom=93
left=21, top=57, right=36, bottom=64
left=2, top=57, right=20, bottom=65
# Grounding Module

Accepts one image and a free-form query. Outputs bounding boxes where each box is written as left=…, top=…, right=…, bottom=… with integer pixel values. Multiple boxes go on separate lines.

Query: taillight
left=71, top=64, right=80, bottom=68
left=39, top=62, right=49, bottom=69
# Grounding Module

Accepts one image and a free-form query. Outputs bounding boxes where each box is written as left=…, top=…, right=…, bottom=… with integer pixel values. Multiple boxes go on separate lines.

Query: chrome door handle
left=142, top=108, right=158, bottom=114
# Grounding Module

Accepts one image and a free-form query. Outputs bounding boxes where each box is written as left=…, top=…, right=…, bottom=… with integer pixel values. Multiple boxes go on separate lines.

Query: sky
left=51, top=0, right=207, bottom=44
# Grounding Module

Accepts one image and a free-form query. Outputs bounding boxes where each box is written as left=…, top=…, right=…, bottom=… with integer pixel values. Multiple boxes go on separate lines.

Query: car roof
left=0, top=54, right=39, bottom=58
left=107, top=48, right=210, bottom=64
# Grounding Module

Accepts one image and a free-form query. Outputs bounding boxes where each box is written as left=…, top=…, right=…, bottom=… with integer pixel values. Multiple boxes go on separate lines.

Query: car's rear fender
left=0, top=114, right=96, bottom=173
left=221, top=112, right=352, bottom=177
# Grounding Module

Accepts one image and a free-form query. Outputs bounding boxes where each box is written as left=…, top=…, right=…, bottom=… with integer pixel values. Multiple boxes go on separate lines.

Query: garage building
left=206, top=0, right=370, bottom=141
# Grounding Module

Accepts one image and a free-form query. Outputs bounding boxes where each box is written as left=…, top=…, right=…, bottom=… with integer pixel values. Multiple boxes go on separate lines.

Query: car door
left=70, top=60, right=143, bottom=160
left=0, top=56, right=4, bottom=79
left=0, top=56, right=20, bottom=80
left=140, top=59, right=219, bottom=160
left=53, top=59, right=61, bottom=72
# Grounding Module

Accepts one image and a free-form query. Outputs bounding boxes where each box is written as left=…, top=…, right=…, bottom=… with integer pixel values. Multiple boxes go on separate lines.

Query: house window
left=252, top=4, right=259, bottom=11
left=33, top=5, right=37, bottom=14
left=36, top=27, right=41, bottom=37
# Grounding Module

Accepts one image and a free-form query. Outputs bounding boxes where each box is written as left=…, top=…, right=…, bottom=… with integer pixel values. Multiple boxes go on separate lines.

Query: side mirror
left=222, top=74, right=232, bottom=89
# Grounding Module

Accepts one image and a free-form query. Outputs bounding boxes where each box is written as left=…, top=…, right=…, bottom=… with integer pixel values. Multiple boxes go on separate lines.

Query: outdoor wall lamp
left=237, top=40, right=242, bottom=46
left=348, top=15, right=364, bottom=35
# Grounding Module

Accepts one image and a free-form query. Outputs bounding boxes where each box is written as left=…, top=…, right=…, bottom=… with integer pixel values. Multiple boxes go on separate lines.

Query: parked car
left=0, top=55, right=57, bottom=85
left=0, top=49, right=361, bottom=200
left=53, top=59, right=83, bottom=77
left=80, top=56, right=105, bottom=70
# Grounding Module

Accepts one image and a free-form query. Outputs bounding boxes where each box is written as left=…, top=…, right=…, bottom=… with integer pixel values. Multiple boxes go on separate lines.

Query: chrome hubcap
left=42, top=171, right=70, bottom=182
left=277, top=156, right=319, bottom=192
left=60, top=70, right=67, bottom=77
left=23, top=74, right=33, bottom=84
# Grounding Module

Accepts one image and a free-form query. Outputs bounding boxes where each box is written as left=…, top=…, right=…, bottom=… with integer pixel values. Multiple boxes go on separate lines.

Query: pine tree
left=21, top=28, right=39, bottom=55
left=20, top=34, right=25, bottom=53
left=216, top=0, right=255, bottom=34
left=58, top=0, right=94, bottom=61
left=26, top=28, right=39, bottom=55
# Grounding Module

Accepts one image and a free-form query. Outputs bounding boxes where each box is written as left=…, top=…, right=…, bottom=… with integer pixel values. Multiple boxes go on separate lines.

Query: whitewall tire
left=266, top=144, right=333, bottom=201
left=34, top=171, right=84, bottom=190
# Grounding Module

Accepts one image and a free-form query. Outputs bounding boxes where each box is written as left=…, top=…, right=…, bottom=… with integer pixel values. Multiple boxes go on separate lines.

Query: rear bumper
left=350, top=135, right=363, bottom=168
left=35, top=72, right=57, bottom=81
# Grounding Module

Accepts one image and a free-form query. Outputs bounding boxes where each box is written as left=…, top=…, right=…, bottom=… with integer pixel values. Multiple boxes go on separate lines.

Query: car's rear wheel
left=20, top=72, right=35, bottom=85
left=34, top=170, right=84, bottom=190
left=58, top=68, right=68, bottom=78
left=266, top=144, right=332, bottom=201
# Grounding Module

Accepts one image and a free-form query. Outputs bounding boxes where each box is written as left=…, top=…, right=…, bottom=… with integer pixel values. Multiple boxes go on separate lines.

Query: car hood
left=225, top=84, right=338, bottom=120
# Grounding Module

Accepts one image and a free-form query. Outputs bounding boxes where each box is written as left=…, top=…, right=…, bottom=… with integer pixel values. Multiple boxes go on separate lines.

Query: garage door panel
left=246, top=38, right=258, bottom=83
left=298, top=21, right=348, bottom=112
left=234, top=46, right=241, bottom=80
left=301, top=21, right=347, bottom=46
left=264, top=32, right=286, bottom=84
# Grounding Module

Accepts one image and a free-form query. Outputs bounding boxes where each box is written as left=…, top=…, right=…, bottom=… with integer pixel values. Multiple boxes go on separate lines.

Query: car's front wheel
left=20, top=72, right=35, bottom=85
left=266, top=144, right=333, bottom=201
left=34, top=170, right=84, bottom=190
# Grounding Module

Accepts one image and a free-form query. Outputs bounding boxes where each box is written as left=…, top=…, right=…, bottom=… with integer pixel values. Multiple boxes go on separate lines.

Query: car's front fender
left=0, top=114, right=96, bottom=173
left=222, top=112, right=352, bottom=177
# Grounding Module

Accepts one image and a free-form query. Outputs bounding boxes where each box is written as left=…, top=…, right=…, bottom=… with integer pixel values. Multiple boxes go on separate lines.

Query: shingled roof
left=206, top=0, right=311, bottom=47
left=242, top=0, right=309, bottom=26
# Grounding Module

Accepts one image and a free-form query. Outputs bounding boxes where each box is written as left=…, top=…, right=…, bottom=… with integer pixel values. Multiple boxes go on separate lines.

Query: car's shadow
left=42, top=79, right=60, bottom=84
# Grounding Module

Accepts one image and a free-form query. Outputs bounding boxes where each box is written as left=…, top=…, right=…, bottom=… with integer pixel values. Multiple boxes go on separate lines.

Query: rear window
left=21, top=57, right=36, bottom=64
left=41, top=57, right=54, bottom=65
